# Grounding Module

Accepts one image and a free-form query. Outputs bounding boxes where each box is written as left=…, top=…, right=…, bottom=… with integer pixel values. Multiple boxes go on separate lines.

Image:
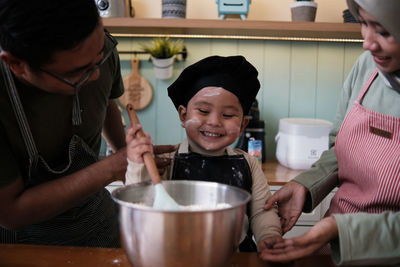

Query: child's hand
left=258, top=235, right=284, bottom=251
left=126, top=124, right=153, bottom=163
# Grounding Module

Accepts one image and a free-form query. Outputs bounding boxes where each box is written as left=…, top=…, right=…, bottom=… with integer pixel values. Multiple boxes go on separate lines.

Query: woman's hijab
left=347, top=0, right=400, bottom=91
left=347, top=0, right=400, bottom=43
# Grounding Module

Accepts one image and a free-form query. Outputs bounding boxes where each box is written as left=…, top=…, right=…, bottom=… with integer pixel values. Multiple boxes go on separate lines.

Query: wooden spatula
left=119, top=58, right=153, bottom=110
left=126, top=104, right=180, bottom=210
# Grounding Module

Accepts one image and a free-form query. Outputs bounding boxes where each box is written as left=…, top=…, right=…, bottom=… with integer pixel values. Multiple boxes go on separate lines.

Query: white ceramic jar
left=275, top=118, right=332, bottom=170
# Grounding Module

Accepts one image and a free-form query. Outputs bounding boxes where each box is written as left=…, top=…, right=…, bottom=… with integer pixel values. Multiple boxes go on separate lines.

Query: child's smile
left=200, top=130, right=223, bottom=137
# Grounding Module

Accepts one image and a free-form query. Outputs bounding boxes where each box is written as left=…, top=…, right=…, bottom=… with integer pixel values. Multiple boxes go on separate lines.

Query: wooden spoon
left=126, top=104, right=180, bottom=210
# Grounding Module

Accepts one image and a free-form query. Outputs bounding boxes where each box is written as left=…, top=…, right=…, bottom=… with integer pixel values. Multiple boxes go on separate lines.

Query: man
left=0, top=0, right=172, bottom=247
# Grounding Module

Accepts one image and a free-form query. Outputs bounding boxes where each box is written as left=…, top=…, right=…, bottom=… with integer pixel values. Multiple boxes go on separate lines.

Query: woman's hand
left=264, top=181, right=307, bottom=233
left=259, top=216, right=339, bottom=262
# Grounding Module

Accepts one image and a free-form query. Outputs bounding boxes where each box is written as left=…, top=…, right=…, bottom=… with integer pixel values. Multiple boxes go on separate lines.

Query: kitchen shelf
left=103, top=18, right=362, bottom=43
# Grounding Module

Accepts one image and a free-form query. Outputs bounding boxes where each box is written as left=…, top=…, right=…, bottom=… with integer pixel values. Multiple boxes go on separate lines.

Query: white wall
left=131, top=0, right=348, bottom=22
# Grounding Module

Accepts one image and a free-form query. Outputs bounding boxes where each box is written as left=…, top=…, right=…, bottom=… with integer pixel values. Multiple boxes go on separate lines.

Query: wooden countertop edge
left=0, top=244, right=338, bottom=267
left=263, top=160, right=304, bottom=186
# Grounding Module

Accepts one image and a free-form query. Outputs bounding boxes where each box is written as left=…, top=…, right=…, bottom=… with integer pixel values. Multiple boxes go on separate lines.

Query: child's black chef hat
left=167, top=55, right=260, bottom=115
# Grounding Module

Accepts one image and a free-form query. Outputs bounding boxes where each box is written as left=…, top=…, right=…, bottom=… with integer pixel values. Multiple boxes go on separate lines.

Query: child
left=125, top=55, right=282, bottom=252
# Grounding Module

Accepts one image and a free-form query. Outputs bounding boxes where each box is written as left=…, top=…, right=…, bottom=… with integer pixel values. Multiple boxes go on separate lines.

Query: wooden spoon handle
left=126, top=104, right=162, bottom=184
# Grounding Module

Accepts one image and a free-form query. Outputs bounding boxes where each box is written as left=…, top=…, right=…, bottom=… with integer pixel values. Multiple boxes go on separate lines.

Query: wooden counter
left=262, top=161, right=304, bottom=186
left=0, top=244, right=338, bottom=267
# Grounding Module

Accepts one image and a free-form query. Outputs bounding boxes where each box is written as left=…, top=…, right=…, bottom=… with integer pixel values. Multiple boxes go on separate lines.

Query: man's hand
left=104, top=147, right=128, bottom=184
left=264, top=181, right=307, bottom=233
left=259, top=216, right=339, bottom=262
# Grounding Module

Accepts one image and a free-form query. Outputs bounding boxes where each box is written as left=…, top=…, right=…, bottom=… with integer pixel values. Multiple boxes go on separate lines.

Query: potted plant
left=291, top=0, right=317, bottom=22
left=141, top=37, right=184, bottom=80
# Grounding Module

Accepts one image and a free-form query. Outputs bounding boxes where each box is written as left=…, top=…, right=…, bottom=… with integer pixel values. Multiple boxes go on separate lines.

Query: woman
left=260, top=0, right=400, bottom=265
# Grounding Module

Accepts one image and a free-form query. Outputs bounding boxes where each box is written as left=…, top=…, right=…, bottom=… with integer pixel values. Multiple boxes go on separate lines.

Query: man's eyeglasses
left=39, top=31, right=118, bottom=91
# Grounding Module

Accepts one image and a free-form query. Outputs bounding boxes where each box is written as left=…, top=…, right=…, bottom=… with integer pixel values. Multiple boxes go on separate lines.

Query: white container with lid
left=275, top=118, right=333, bottom=170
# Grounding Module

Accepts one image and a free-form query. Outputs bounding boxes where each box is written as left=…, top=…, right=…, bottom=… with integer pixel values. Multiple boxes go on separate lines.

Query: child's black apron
left=0, top=61, right=120, bottom=247
left=172, top=152, right=257, bottom=252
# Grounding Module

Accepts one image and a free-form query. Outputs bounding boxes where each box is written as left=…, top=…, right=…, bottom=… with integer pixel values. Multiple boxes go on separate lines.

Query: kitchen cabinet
left=103, top=18, right=362, bottom=43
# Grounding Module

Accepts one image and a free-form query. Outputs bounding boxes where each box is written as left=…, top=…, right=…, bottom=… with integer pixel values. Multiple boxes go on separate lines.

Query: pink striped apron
left=328, top=68, right=400, bottom=215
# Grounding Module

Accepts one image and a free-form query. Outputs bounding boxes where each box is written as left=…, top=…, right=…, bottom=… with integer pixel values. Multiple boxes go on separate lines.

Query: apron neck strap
left=0, top=60, right=39, bottom=163
left=72, top=94, right=82, bottom=126
left=356, top=68, right=379, bottom=104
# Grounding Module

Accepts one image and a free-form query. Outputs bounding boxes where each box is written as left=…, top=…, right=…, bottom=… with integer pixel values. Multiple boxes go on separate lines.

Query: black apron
left=0, top=61, right=120, bottom=247
left=172, top=152, right=257, bottom=252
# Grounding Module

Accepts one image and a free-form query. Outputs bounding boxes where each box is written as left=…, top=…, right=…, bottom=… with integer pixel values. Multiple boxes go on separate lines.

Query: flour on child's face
left=183, top=118, right=201, bottom=127
left=202, top=88, right=222, bottom=97
left=180, top=86, right=245, bottom=151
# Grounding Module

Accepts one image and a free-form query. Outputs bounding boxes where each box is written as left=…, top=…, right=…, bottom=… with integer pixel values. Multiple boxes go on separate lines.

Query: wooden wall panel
left=102, top=37, right=363, bottom=159
left=289, top=42, right=318, bottom=118
left=238, top=39, right=265, bottom=112
left=344, top=43, right=364, bottom=78
left=210, top=39, right=238, bottom=56
left=262, top=41, right=292, bottom=159
left=315, top=42, right=345, bottom=121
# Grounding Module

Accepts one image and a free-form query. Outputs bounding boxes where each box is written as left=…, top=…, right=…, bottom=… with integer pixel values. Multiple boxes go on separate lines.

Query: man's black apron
left=172, top=152, right=257, bottom=252
left=0, top=61, right=119, bottom=247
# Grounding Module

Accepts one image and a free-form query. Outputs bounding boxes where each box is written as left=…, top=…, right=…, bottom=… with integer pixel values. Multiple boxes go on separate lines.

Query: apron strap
left=0, top=61, right=39, bottom=167
left=356, top=68, right=379, bottom=104
left=72, top=94, right=82, bottom=126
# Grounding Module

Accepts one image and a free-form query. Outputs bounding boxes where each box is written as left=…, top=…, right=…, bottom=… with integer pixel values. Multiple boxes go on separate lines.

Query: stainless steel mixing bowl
left=112, top=180, right=251, bottom=267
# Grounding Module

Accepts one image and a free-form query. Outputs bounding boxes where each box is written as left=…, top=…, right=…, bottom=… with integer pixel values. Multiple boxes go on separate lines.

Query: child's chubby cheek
left=225, top=125, right=241, bottom=136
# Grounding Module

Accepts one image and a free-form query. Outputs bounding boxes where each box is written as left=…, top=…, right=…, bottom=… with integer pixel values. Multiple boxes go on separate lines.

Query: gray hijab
left=347, top=0, right=400, bottom=92
left=347, top=0, right=400, bottom=43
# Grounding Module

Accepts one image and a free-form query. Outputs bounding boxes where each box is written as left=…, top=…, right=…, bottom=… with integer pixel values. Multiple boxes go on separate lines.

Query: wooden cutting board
left=119, top=57, right=153, bottom=110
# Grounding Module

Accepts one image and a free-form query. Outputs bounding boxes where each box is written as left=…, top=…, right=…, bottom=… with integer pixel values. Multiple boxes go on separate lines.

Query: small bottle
left=248, top=138, right=262, bottom=164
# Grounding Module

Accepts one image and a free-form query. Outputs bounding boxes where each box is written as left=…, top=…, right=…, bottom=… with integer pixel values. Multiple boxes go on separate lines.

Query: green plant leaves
left=140, top=37, right=184, bottom=59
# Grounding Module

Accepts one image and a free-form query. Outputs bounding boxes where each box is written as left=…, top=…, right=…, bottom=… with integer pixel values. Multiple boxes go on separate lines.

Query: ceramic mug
left=162, top=0, right=186, bottom=18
